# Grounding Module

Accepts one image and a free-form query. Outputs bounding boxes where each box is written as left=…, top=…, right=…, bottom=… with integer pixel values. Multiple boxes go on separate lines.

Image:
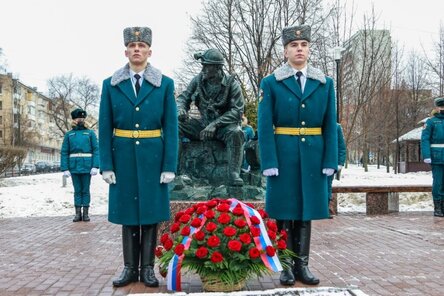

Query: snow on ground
left=0, top=164, right=434, bottom=219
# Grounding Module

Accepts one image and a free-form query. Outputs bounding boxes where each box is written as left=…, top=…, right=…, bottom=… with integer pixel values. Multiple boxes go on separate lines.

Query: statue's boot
left=227, top=144, right=244, bottom=186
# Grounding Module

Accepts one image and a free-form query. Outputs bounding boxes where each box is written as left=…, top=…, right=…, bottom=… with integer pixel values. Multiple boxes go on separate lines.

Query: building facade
left=0, top=73, right=62, bottom=164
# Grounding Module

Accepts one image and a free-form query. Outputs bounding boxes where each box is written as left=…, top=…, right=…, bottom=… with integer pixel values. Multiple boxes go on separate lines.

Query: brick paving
left=0, top=212, right=443, bottom=295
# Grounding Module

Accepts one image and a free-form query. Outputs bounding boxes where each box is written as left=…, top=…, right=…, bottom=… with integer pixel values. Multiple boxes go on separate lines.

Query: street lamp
left=332, top=46, right=344, bottom=123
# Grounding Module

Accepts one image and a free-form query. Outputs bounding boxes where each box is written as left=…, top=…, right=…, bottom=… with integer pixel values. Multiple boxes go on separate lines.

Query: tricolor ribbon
left=228, top=198, right=283, bottom=272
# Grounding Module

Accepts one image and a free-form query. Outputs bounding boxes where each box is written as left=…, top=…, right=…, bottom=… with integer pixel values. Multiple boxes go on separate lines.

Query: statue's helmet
left=194, top=48, right=224, bottom=65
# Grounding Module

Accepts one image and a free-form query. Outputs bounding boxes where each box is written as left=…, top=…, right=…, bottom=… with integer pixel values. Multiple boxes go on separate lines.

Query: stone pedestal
left=366, top=192, right=389, bottom=215
left=171, top=140, right=265, bottom=201
left=330, top=193, right=338, bottom=215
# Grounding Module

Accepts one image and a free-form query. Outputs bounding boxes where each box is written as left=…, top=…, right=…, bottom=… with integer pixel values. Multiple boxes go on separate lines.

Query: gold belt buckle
left=299, top=127, right=306, bottom=135
left=132, top=130, right=139, bottom=138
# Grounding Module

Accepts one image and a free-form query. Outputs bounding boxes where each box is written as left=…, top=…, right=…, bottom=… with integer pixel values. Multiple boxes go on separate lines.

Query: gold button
left=301, top=121, right=306, bottom=126
left=301, top=104, right=305, bottom=108
left=135, top=107, right=140, bottom=111
left=135, top=141, right=140, bottom=145
left=301, top=138, right=306, bottom=142
left=135, top=123, right=140, bottom=128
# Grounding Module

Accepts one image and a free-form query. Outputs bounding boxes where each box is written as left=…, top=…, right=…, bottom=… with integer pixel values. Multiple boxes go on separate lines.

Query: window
left=0, top=130, right=3, bottom=138
left=0, top=101, right=2, bottom=110
left=0, top=115, right=2, bottom=124
left=0, top=83, right=2, bottom=94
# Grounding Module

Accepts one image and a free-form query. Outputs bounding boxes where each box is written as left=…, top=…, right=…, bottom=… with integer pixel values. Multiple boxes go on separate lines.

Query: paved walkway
left=0, top=212, right=443, bottom=296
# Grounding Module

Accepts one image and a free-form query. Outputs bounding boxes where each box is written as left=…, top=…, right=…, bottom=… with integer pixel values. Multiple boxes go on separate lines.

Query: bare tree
left=0, top=47, right=7, bottom=73
left=424, top=23, right=444, bottom=96
left=47, top=74, right=99, bottom=135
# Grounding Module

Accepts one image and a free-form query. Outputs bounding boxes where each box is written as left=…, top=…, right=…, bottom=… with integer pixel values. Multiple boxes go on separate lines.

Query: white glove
left=338, top=165, right=343, bottom=171
left=102, top=171, right=116, bottom=184
left=160, top=172, right=175, bottom=183
left=63, top=170, right=71, bottom=178
left=424, top=158, right=431, bottom=164
left=90, top=168, right=99, bottom=176
left=263, top=168, right=279, bottom=176
left=322, top=168, right=335, bottom=176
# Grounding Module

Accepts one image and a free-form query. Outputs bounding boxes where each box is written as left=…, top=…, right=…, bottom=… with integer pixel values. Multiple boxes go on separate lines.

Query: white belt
left=69, top=153, right=92, bottom=157
left=431, top=144, right=444, bottom=148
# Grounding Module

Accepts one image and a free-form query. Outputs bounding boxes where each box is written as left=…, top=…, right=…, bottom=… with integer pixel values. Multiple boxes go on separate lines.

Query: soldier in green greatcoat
left=99, top=27, right=178, bottom=287
left=60, top=108, right=99, bottom=222
left=257, top=24, right=337, bottom=286
left=421, top=97, right=444, bottom=217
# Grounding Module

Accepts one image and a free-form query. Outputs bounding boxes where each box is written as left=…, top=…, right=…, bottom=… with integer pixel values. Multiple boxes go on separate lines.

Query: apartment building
left=0, top=73, right=63, bottom=164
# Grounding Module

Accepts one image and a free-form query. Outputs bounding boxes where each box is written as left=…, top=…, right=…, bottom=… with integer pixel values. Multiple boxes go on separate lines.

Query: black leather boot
left=73, top=206, right=82, bottom=222
left=293, top=221, right=320, bottom=285
left=140, top=224, right=159, bottom=287
left=277, top=220, right=295, bottom=286
left=112, top=226, right=140, bottom=287
left=82, top=206, right=90, bottom=222
left=434, top=200, right=444, bottom=217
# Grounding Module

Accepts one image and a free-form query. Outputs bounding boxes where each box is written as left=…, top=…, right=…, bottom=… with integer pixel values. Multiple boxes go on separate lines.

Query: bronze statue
left=177, top=49, right=245, bottom=186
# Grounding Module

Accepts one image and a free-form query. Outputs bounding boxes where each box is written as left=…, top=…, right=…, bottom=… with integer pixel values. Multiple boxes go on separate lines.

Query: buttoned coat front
left=99, top=64, right=178, bottom=226
left=258, top=63, right=338, bottom=221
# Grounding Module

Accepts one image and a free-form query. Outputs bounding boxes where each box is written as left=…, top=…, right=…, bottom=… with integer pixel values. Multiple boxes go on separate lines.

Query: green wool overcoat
left=99, top=64, right=178, bottom=226
left=421, top=113, right=444, bottom=164
left=258, top=63, right=338, bottom=221
left=60, top=126, right=100, bottom=174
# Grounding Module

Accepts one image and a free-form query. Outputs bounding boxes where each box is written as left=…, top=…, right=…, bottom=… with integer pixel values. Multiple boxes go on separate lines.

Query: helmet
left=194, top=48, right=224, bottom=65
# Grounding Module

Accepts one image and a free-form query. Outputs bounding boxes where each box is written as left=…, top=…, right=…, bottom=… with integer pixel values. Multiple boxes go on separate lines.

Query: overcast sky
left=0, top=0, right=443, bottom=94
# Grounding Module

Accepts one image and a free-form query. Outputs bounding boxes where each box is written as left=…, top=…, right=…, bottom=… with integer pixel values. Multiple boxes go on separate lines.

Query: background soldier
left=99, top=27, right=178, bottom=287
left=421, top=97, right=444, bottom=217
left=60, top=108, right=99, bottom=222
left=257, top=24, right=337, bottom=286
left=177, top=49, right=245, bottom=186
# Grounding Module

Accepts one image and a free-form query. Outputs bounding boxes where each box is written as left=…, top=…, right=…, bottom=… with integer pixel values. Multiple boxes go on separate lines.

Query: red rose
left=195, top=246, right=209, bottom=259
left=227, top=240, right=242, bottom=252
left=239, top=233, right=252, bottom=244
left=258, top=209, right=268, bottom=219
left=245, top=202, right=255, bottom=209
left=217, top=203, right=230, bottom=212
left=170, top=222, right=181, bottom=233
left=223, top=226, right=237, bottom=237
left=163, top=239, right=173, bottom=251
left=280, top=229, right=288, bottom=240
left=234, top=218, right=247, bottom=228
left=205, top=210, right=215, bottom=219
left=196, top=205, right=207, bottom=214
left=180, top=225, right=191, bottom=236
left=160, top=233, right=170, bottom=244
left=207, top=235, right=221, bottom=247
left=232, top=205, right=244, bottom=216
left=174, top=211, right=185, bottom=222
left=250, top=226, right=261, bottom=237
left=206, top=222, right=218, bottom=232
left=250, top=216, right=260, bottom=225
left=277, top=239, right=287, bottom=250
left=179, top=214, right=191, bottom=223
left=266, top=245, right=276, bottom=257
left=217, top=213, right=231, bottom=224
left=267, top=230, right=276, bottom=240
left=155, top=246, right=164, bottom=258
left=194, top=230, right=206, bottom=241
left=191, top=217, right=203, bottom=228
left=174, top=243, right=185, bottom=256
left=210, top=251, right=224, bottom=263
left=206, top=200, right=218, bottom=208
left=266, top=220, right=278, bottom=232
left=249, top=247, right=261, bottom=259
left=185, top=207, right=195, bottom=215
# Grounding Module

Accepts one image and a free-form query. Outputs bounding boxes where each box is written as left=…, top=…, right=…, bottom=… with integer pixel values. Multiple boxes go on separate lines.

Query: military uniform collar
left=111, top=63, right=162, bottom=87
left=274, top=63, right=326, bottom=84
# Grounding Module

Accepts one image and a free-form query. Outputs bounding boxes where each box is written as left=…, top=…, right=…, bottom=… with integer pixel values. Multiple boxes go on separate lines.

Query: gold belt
left=274, top=127, right=322, bottom=136
left=114, top=128, right=161, bottom=138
